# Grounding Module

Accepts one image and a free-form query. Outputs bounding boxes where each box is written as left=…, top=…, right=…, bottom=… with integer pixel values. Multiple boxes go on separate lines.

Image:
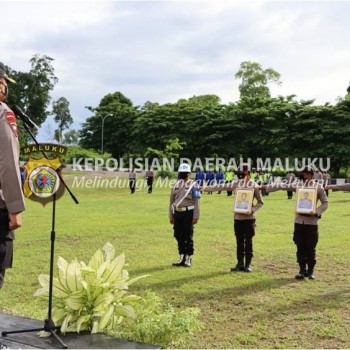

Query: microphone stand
left=2, top=121, right=79, bottom=349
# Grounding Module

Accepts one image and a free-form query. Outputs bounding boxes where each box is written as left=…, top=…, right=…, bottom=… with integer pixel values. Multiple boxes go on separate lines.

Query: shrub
left=110, top=290, right=204, bottom=348
left=34, top=243, right=203, bottom=347
left=34, top=242, right=147, bottom=334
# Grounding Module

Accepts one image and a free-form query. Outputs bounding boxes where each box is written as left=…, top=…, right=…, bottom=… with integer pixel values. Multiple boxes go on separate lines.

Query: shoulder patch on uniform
left=6, top=110, right=19, bottom=137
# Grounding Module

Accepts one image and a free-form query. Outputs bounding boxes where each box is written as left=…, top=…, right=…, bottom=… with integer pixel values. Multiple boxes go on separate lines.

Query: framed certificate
left=234, top=189, right=254, bottom=214
left=296, top=188, right=317, bottom=214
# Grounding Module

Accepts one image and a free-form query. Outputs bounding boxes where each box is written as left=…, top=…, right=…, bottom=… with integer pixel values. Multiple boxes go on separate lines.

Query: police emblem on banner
left=21, top=144, right=68, bottom=206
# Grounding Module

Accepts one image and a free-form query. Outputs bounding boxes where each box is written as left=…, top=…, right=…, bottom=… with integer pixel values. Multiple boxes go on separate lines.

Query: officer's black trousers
left=0, top=269, right=5, bottom=289
left=147, top=178, right=153, bottom=193
left=0, top=209, right=13, bottom=289
left=0, top=240, right=13, bottom=289
left=173, top=210, right=194, bottom=256
left=129, top=179, right=136, bottom=193
left=234, top=219, right=255, bottom=261
left=293, top=223, right=318, bottom=268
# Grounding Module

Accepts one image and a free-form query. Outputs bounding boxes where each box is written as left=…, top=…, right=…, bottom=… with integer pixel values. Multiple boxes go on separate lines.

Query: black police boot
left=307, top=270, right=315, bottom=280
left=183, top=255, right=192, bottom=267
left=306, top=261, right=316, bottom=280
left=244, top=256, right=252, bottom=273
left=172, top=254, right=185, bottom=266
left=230, top=256, right=244, bottom=271
left=0, top=268, right=5, bottom=289
left=295, top=262, right=307, bottom=280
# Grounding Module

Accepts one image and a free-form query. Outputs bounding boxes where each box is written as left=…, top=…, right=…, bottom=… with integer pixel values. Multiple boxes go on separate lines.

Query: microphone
left=11, top=105, right=39, bottom=130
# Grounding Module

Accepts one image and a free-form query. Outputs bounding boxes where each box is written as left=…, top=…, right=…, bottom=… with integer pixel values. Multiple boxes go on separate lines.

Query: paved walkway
left=0, top=313, right=158, bottom=349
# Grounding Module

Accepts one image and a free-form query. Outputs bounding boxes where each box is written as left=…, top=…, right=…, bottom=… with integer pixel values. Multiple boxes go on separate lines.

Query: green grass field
left=1, top=172, right=350, bottom=349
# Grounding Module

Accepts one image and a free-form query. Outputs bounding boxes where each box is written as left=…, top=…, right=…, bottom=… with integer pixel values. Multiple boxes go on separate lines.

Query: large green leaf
left=52, top=308, right=67, bottom=325
left=120, top=269, right=129, bottom=279
left=63, top=314, right=80, bottom=333
left=61, top=314, right=73, bottom=334
left=57, top=256, right=69, bottom=291
left=37, top=274, right=70, bottom=297
left=80, top=281, right=93, bottom=301
left=96, top=261, right=109, bottom=279
left=52, top=277, right=71, bottom=297
left=93, top=293, right=114, bottom=312
left=37, top=274, right=50, bottom=288
left=65, top=293, right=86, bottom=311
left=114, top=304, right=137, bottom=319
left=76, top=314, right=91, bottom=333
left=81, top=266, right=95, bottom=274
left=102, top=253, right=125, bottom=283
left=81, top=266, right=98, bottom=286
left=109, top=315, right=123, bottom=329
left=92, top=286, right=106, bottom=300
left=91, top=320, right=99, bottom=334
left=99, top=282, right=112, bottom=289
left=113, top=282, right=129, bottom=290
left=88, top=276, right=104, bottom=288
left=98, top=304, right=114, bottom=330
left=102, top=242, right=115, bottom=261
left=126, top=274, right=149, bottom=286
left=113, top=290, right=128, bottom=300
left=33, top=287, right=48, bottom=297
left=66, top=261, right=83, bottom=292
left=88, top=248, right=104, bottom=270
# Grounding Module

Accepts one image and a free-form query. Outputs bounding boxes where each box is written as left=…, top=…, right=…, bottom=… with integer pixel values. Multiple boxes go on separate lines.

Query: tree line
left=5, top=56, right=350, bottom=176
left=5, top=54, right=74, bottom=145
left=79, top=64, right=350, bottom=176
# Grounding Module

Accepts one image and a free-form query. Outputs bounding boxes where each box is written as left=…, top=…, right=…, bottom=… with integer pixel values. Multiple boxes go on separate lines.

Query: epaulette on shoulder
left=5, top=106, right=19, bottom=136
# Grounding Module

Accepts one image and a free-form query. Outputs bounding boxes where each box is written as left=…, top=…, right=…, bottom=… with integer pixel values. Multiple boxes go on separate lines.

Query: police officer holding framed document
left=265, top=167, right=328, bottom=280
left=203, top=167, right=263, bottom=272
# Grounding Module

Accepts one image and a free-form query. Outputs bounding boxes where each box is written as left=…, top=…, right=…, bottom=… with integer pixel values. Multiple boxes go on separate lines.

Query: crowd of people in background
left=127, top=166, right=332, bottom=197
left=195, top=167, right=273, bottom=196
left=193, top=167, right=332, bottom=196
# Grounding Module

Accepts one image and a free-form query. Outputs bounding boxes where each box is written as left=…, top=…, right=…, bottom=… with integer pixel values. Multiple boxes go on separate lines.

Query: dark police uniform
left=145, top=169, right=154, bottom=194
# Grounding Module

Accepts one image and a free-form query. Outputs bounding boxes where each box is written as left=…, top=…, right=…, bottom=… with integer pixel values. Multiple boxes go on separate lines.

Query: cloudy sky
left=2, top=0, right=349, bottom=141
